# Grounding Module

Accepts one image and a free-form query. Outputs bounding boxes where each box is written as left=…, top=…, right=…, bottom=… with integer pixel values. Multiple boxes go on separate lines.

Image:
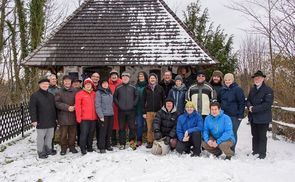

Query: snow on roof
left=22, top=0, right=218, bottom=66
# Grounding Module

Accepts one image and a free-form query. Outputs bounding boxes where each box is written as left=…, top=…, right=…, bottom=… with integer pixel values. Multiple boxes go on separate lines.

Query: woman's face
left=102, top=82, right=109, bottom=89
left=186, top=106, right=194, bottom=114
left=138, top=73, right=145, bottom=82
left=84, top=83, right=92, bottom=90
left=149, top=76, right=157, bottom=84
left=224, top=78, right=233, bottom=87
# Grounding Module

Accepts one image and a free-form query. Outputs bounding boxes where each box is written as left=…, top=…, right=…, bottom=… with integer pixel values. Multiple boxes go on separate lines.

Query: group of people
left=29, top=68, right=273, bottom=160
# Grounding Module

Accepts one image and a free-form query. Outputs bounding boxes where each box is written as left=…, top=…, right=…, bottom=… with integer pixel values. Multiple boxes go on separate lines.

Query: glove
left=164, top=136, right=170, bottom=145
left=154, top=131, right=162, bottom=140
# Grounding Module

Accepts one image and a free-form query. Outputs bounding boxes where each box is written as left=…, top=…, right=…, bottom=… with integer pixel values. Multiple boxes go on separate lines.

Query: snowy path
left=1, top=119, right=295, bottom=182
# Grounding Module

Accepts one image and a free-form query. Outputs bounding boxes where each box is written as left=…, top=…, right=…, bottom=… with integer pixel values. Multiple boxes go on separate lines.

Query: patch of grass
left=5, top=158, right=14, bottom=164
left=37, top=179, right=43, bottom=182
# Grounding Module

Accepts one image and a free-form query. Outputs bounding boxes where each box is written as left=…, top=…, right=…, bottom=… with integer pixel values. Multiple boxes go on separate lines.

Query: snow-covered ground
left=1, top=119, right=295, bottom=182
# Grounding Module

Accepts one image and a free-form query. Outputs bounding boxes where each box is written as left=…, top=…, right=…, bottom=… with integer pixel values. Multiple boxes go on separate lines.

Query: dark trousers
left=176, top=131, right=202, bottom=155
left=77, top=123, right=81, bottom=146
left=96, top=121, right=100, bottom=146
left=230, top=117, right=241, bottom=152
left=79, top=120, right=96, bottom=151
left=111, top=130, right=118, bottom=145
left=59, top=125, right=77, bottom=151
left=98, top=116, right=114, bottom=150
left=119, top=110, right=136, bottom=145
left=51, top=125, right=57, bottom=150
left=251, top=122, right=269, bottom=156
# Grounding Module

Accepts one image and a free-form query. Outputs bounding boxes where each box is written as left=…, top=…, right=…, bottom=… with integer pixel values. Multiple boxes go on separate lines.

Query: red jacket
left=108, top=78, right=122, bottom=130
left=75, top=89, right=98, bottom=123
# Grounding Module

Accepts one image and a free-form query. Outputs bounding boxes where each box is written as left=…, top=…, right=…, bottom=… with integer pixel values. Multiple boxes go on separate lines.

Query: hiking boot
left=100, top=149, right=106, bottom=153
left=119, top=145, right=125, bottom=150
left=258, top=154, right=266, bottom=159
left=60, top=150, right=66, bottom=156
left=81, top=149, right=87, bottom=155
left=214, top=151, right=222, bottom=158
left=136, top=141, right=142, bottom=147
left=190, top=153, right=200, bottom=157
left=87, top=148, right=94, bottom=152
left=129, top=141, right=137, bottom=150
left=106, top=147, right=113, bottom=151
left=47, top=150, right=57, bottom=156
left=146, top=142, right=153, bottom=149
left=70, top=148, right=78, bottom=154
left=225, top=156, right=232, bottom=160
left=38, top=152, right=48, bottom=159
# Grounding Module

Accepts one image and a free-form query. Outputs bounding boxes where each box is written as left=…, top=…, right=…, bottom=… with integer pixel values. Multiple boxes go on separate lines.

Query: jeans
left=230, top=117, right=241, bottom=152
left=136, top=115, right=145, bottom=142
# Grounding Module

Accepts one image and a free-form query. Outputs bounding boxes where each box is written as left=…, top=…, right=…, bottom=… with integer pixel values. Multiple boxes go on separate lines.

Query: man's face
left=175, top=80, right=182, bottom=87
left=149, top=76, right=157, bottom=84
left=254, top=76, right=264, bottom=86
left=49, top=75, right=57, bottom=86
left=122, top=76, right=129, bottom=84
left=164, top=72, right=172, bottom=81
left=197, top=74, right=206, bottom=83
left=212, top=76, right=221, bottom=84
left=91, top=73, right=100, bottom=84
left=185, top=106, right=194, bottom=114
left=72, top=81, right=81, bottom=88
left=111, top=74, right=118, bottom=82
left=165, top=101, right=174, bottom=111
left=210, top=106, right=220, bottom=117
left=63, top=79, right=72, bottom=88
left=39, top=82, right=50, bottom=91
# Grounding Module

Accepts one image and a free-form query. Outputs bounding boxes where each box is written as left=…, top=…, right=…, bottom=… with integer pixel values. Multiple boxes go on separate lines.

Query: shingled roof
left=23, top=0, right=218, bottom=66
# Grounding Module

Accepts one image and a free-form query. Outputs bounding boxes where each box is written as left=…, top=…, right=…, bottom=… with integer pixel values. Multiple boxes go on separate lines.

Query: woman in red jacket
left=108, top=70, right=122, bottom=146
left=75, top=78, right=98, bottom=155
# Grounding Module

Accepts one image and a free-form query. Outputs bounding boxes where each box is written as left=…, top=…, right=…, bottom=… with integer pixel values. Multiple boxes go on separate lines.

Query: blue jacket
left=246, top=82, right=274, bottom=124
left=203, top=110, right=235, bottom=145
left=219, top=82, right=245, bottom=118
left=168, top=84, right=187, bottom=114
left=176, top=111, right=203, bottom=141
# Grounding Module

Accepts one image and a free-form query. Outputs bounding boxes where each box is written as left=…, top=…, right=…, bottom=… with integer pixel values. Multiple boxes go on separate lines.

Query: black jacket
left=247, top=82, right=274, bottom=124
left=153, top=106, right=179, bottom=140
left=142, top=84, right=165, bottom=113
left=55, top=87, right=77, bottom=125
left=159, top=79, right=175, bottom=98
left=114, top=83, right=139, bottom=111
left=29, top=89, right=57, bottom=129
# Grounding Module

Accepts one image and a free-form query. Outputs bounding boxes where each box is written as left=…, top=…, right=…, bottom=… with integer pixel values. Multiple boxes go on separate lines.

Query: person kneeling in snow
left=202, top=102, right=235, bottom=160
left=176, top=101, right=203, bottom=157
left=151, top=98, right=179, bottom=155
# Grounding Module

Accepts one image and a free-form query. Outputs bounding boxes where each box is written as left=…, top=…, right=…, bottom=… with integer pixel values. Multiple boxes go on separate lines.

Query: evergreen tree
left=184, top=1, right=238, bottom=75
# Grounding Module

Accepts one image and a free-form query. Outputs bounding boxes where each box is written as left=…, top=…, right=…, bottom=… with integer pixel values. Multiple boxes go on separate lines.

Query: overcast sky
left=57, top=0, right=249, bottom=50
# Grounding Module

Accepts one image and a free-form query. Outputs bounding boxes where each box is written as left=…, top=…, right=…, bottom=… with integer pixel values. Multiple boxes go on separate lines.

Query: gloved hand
left=164, top=136, right=170, bottom=145
left=154, top=131, right=162, bottom=140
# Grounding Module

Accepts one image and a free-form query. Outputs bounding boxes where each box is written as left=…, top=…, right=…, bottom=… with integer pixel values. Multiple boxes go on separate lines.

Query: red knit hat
left=83, top=78, right=94, bottom=88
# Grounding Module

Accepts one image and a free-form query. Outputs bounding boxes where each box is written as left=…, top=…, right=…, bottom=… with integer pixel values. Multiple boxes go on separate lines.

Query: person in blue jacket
left=176, top=101, right=203, bottom=157
left=202, top=102, right=236, bottom=160
left=219, top=73, right=245, bottom=152
left=168, top=75, right=187, bottom=114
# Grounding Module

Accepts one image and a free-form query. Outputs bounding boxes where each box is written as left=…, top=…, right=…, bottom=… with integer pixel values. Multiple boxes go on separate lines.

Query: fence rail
left=0, top=103, right=32, bottom=144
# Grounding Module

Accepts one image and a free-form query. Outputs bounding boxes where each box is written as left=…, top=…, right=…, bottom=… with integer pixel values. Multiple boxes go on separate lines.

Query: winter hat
left=38, top=78, right=50, bottom=84
left=121, top=72, right=130, bottom=78
left=175, top=75, right=183, bottom=82
left=224, top=73, right=235, bottom=81
left=252, top=70, right=266, bottom=78
left=72, top=79, right=82, bottom=83
left=148, top=73, right=158, bottom=80
left=110, top=69, right=119, bottom=76
left=83, top=78, right=94, bottom=88
left=212, top=70, right=224, bottom=78
left=185, top=101, right=196, bottom=109
left=196, top=69, right=206, bottom=76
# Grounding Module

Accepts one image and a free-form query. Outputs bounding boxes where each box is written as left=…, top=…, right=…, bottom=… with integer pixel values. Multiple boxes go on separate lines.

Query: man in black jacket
left=247, top=70, right=274, bottom=159
left=142, top=73, right=165, bottom=148
left=113, top=72, right=139, bottom=150
left=29, top=79, right=57, bottom=159
left=153, top=98, right=179, bottom=154
left=159, top=70, right=175, bottom=98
